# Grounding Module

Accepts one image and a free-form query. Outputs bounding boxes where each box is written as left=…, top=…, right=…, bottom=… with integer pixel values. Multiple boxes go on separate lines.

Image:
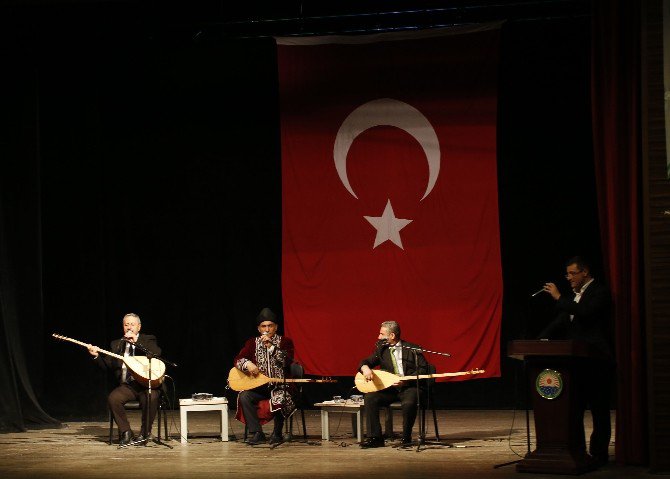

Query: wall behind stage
left=2, top=9, right=599, bottom=420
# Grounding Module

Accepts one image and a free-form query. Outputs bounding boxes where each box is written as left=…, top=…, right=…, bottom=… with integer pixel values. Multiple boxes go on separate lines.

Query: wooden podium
left=508, top=340, right=600, bottom=474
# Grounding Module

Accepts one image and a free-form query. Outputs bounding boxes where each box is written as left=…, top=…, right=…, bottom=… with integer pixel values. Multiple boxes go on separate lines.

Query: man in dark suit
left=538, top=256, right=613, bottom=467
left=358, top=321, right=428, bottom=448
left=87, top=313, right=162, bottom=445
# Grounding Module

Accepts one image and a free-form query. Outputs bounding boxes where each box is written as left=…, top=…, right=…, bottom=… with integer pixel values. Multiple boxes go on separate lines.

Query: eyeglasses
left=565, top=270, right=583, bottom=279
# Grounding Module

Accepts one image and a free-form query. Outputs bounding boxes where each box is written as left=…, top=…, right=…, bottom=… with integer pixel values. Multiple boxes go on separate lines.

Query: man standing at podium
left=538, top=256, right=612, bottom=467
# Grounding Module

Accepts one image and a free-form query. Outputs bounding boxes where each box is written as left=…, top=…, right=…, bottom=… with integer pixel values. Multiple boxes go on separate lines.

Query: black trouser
left=108, top=382, right=160, bottom=435
left=364, top=386, right=422, bottom=439
left=239, top=389, right=284, bottom=435
left=577, top=359, right=613, bottom=458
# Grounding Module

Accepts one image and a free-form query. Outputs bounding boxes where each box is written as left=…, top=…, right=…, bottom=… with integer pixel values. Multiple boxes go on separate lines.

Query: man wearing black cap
left=233, top=307, right=296, bottom=445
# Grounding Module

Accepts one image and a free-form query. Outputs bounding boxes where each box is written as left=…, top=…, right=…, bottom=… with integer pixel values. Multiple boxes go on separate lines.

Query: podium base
left=516, top=447, right=592, bottom=475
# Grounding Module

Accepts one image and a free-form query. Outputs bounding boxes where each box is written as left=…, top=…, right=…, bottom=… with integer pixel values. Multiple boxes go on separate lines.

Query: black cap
left=256, top=307, right=277, bottom=326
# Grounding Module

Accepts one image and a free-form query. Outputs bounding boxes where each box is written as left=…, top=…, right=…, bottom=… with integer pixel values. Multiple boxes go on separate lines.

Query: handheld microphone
left=531, top=287, right=545, bottom=297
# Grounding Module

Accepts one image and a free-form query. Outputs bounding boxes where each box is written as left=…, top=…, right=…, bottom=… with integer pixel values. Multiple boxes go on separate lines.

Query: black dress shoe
left=589, top=454, right=609, bottom=468
left=360, top=437, right=385, bottom=448
left=400, top=436, right=412, bottom=446
left=247, top=431, right=266, bottom=445
left=268, top=433, right=284, bottom=445
left=119, top=430, right=133, bottom=446
left=133, top=433, right=151, bottom=444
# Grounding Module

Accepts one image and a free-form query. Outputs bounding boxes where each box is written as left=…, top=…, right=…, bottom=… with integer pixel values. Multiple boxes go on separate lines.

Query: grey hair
left=381, top=321, right=400, bottom=338
left=123, top=313, right=141, bottom=325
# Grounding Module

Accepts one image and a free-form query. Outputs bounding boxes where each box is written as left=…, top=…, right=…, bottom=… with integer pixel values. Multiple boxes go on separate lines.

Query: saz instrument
left=354, top=368, right=485, bottom=393
left=52, top=333, right=166, bottom=388
left=227, top=367, right=337, bottom=392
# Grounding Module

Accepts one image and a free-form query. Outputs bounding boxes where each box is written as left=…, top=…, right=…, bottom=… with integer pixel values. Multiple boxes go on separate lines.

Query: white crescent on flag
left=333, top=98, right=441, bottom=201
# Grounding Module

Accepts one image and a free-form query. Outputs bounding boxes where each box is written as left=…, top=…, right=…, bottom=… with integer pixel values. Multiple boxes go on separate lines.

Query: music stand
left=119, top=340, right=177, bottom=449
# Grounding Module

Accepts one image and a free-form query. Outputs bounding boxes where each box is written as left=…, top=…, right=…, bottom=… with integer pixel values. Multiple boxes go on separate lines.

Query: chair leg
left=432, top=406, right=440, bottom=441
left=108, top=409, right=114, bottom=445
left=419, top=406, right=426, bottom=441
left=300, top=409, right=307, bottom=439
left=157, top=405, right=162, bottom=441
left=383, top=407, right=393, bottom=438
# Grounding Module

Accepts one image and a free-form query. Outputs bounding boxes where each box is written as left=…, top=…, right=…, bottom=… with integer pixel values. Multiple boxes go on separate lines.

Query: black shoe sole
left=360, top=440, right=385, bottom=448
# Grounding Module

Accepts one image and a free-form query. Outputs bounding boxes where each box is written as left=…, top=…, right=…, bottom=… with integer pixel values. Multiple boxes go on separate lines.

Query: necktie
left=121, top=342, right=134, bottom=384
left=389, top=347, right=399, bottom=374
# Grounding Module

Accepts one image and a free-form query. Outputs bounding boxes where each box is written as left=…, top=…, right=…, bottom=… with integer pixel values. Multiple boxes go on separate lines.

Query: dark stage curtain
left=591, top=0, right=646, bottom=465
left=0, top=48, right=60, bottom=431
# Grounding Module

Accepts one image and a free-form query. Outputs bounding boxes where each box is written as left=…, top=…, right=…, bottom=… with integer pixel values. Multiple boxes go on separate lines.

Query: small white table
left=315, top=400, right=365, bottom=442
left=179, top=397, right=229, bottom=444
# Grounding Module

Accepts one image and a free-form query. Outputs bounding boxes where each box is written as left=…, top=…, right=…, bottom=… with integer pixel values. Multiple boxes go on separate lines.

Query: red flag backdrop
left=278, top=26, right=502, bottom=379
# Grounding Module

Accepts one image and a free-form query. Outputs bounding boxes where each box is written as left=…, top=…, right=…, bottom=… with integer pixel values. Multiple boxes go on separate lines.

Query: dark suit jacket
left=538, top=279, right=612, bottom=358
left=95, top=334, right=161, bottom=385
left=359, top=340, right=429, bottom=378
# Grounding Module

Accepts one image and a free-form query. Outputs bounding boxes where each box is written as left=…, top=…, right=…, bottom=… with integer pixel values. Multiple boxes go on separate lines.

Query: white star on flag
left=364, top=199, right=413, bottom=250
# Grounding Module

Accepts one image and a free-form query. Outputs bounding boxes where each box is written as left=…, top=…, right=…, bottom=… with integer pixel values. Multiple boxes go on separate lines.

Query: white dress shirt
left=571, top=278, right=594, bottom=321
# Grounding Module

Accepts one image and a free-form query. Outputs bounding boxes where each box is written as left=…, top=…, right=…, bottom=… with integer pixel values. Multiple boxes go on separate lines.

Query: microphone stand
left=396, top=344, right=451, bottom=452
left=493, top=290, right=537, bottom=468
left=119, top=339, right=177, bottom=449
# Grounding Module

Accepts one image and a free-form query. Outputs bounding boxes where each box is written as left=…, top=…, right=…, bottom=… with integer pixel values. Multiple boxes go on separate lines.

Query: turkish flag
left=278, top=26, right=502, bottom=379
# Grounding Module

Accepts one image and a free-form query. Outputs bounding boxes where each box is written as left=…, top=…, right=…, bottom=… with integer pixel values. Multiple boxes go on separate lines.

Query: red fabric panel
left=591, top=0, right=645, bottom=465
left=278, top=28, right=502, bottom=379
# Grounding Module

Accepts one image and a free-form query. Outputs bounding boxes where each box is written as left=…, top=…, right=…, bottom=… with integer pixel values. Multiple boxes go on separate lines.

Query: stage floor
left=0, top=409, right=652, bottom=478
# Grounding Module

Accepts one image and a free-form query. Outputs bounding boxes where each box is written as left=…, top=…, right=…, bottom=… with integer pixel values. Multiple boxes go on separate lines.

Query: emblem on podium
left=536, top=368, right=563, bottom=399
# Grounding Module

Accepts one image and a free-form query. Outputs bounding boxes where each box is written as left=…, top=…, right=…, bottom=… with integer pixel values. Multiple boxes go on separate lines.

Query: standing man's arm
left=555, top=285, right=610, bottom=324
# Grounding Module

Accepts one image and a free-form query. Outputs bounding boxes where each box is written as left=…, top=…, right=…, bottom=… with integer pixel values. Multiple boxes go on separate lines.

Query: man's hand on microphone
left=543, top=282, right=561, bottom=300
left=124, top=330, right=138, bottom=343
left=260, top=331, right=273, bottom=348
